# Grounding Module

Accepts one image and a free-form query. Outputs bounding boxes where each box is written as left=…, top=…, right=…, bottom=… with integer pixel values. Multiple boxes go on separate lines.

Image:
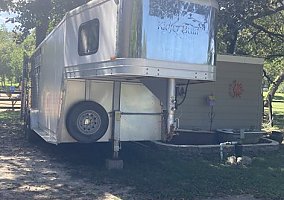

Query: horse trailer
left=23, top=0, right=218, bottom=158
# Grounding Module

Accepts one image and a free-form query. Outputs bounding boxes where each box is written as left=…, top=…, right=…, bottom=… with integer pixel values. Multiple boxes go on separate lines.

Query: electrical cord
left=176, top=80, right=190, bottom=107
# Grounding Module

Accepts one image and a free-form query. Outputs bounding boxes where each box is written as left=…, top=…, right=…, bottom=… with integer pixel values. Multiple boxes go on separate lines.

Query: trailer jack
left=105, top=82, right=124, bottom=170
left=166, top=78, right=177, bottom=141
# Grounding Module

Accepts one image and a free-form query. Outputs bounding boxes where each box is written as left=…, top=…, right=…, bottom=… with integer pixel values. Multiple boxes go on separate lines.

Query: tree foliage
left=0, top=26, right=13, bottom=86
left=217, top=0, right=284, bottom=55
left=0, top=0, right=89, bottom=88
left=0, top=0, right=90, bottom=46
left=217, top=0, right=284, bottom=98
left=0, top=25, right=34, bottom=86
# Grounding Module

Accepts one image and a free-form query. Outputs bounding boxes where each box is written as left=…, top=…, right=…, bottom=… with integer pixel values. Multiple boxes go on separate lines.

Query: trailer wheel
left=66, top=101, right=109, bottom=143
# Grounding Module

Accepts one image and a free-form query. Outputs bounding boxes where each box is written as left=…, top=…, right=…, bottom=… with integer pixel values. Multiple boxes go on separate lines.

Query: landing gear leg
left=106, top=81, right=123, bottom=170
left=167, top=78, right=177, bottom=141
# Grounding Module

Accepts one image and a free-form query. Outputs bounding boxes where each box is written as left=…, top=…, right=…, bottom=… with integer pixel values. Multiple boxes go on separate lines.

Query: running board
left=33, top=128, right=57, bottom=144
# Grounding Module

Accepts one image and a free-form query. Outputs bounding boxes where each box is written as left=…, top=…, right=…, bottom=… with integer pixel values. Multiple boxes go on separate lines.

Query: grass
left=1, top=111, right=284, bottom=199
left=113, top=146, right=284, bottom=199
left=263, top=92, right=284, bottom=132
left=273, top=93, right=284, bottom=102
left=271, top=93, right=284, bottom=114
left=0, top=110, right=21, bottom=123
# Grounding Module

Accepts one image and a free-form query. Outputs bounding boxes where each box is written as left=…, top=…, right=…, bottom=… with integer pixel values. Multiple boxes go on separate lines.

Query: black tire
left=66, top=101, right=109, bottom=143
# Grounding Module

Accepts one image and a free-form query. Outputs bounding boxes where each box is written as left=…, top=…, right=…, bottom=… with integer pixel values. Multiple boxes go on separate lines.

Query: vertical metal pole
left=167, top=78, right=176, bottom=140
left=112, top=81, right=121, bottom=159
left=21, top=54, right=28, bottom=119
left=85, top=80, right=91, bottom=101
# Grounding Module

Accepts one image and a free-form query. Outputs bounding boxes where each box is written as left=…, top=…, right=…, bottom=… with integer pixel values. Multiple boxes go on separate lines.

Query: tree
left=217, top=0, right=284, bottom=54
left=217, top=0, right=284, bottom=101
left=0, top=0, right=90, bottom=47
left=0, top=25, right=14, bottom=86
left=0, top=25, right=33, bottom=87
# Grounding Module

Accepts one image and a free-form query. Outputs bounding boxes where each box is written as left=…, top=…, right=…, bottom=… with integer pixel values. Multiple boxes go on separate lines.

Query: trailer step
left=33, top=128, right=57, bottom=144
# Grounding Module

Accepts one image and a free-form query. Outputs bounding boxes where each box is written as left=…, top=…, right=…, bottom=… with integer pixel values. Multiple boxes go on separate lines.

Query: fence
left=0, top=90, right=21, bottom=110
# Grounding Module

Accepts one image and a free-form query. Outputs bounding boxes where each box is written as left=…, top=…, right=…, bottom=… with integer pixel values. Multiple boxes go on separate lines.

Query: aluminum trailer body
left=26, top=0, right=218, bottom=145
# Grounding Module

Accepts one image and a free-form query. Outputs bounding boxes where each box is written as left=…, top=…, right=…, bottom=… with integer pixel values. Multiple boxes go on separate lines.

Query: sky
left=0, top=12, right=18, bottom=31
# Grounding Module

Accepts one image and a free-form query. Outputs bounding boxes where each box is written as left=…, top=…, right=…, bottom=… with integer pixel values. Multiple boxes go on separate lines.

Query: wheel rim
left=77, top=110, right=101, bottom=135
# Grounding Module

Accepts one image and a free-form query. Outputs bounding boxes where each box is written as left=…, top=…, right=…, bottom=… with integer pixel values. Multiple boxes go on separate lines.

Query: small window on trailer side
left=78, top=18, right=100, bottom=56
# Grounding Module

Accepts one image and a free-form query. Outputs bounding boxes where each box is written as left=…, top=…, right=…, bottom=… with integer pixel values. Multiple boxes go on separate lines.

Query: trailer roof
left=217, top=55, right=264, bottom=65
left=67, top=0, right=112, bottom=18
left=67, top=0, right=218, bottom=17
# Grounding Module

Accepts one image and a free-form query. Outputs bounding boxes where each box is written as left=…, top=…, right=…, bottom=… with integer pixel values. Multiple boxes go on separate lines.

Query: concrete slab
left=105, top=159, right=124, bottom=170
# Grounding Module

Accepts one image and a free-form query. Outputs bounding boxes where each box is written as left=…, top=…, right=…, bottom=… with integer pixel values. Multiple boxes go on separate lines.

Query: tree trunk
left=267, top=94, right=273, bottom=127
left=35, top=20, right=49, bottom=47
left=35, top=0, right=52, bottom=47
left=226, top=28, right=239, bottom=54
left=265, top=71, right=284, bottom=102
left=2, top=75, right=6, bottom=87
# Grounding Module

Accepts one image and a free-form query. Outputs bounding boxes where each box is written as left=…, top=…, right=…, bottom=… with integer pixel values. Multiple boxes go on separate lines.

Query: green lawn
left=272, top=101, right=284, bottom=114
left=271, top=93, right=284, bottom=114
left=263, top=92, right=284, bottom=132
left=114, top=145, right=284, bottom=199
left=0, top=110, right=21, bottom=122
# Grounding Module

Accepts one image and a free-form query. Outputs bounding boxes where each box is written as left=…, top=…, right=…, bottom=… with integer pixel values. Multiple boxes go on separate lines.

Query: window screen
left=78, top=19, right=100, bottom=56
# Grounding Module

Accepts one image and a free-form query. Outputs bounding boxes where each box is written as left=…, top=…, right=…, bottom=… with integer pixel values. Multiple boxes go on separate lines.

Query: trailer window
left=78, top=19, right=100, bottom=56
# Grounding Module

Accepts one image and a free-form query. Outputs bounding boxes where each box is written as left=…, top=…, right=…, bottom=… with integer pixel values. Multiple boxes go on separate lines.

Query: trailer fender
left=66, top=101, right=109, bottom=143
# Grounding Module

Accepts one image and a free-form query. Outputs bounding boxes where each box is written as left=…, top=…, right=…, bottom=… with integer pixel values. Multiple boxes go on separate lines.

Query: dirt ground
left=0, top=117, right=260, bottom=200
left=0, top=119, right=144, bottom=200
